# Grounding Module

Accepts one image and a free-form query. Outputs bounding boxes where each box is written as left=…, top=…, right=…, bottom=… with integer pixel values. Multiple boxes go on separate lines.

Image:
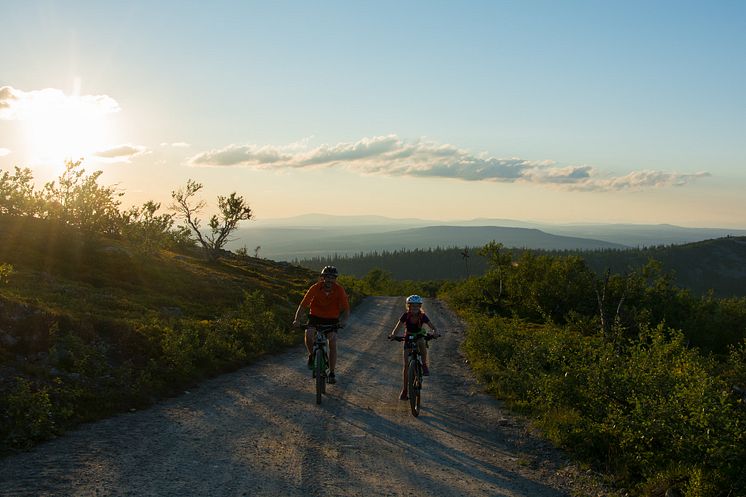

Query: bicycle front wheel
left=407, top=360, right=420, bottom=417
left=315, top=348, right=325, bottom=405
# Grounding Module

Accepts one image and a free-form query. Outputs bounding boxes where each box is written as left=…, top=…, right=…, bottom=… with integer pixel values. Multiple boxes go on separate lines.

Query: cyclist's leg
left=327, top=331, right=337, bottom=372
left=304, top=328, right=314, bottom=355
left=400, top=348, right=408, bottom=398
left=417, top=336, right=429, bottom=370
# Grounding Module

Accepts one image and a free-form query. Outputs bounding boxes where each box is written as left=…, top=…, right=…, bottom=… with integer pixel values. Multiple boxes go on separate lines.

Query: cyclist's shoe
left=328, top=372, right=336, bottom=384
left=307, top=352, right=314, bottom=369
left=423, top=364, right=430, bottom=376
left=399, top=390, right=408, bottom=400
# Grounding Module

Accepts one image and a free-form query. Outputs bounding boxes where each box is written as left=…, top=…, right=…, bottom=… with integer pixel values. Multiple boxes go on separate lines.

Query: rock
left=0, top=333, right=18, bottom=347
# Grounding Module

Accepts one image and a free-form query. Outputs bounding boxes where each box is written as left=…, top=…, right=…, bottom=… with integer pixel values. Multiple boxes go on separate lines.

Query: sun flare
left=13, top=88, right=120, bottom=168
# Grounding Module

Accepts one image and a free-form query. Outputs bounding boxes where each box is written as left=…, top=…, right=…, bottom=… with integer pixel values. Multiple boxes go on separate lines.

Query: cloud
left=190, top=144, right=292, bottom=167
left=0, top=148, right=10, bottom=157
left=567, top=170, right=712, bottom=192
left=188, top=134, right=711, bottom=192
left=0, top=87, right=18, bottom=114
left=94, top=144, right=148, bottom=161
left=160, top=142, right=191, bottom=148
left=0, top=85, right=120, bottom=120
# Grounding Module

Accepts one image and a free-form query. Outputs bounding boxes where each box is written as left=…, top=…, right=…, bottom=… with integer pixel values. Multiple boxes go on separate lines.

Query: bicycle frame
left=303, top=324, right=339, bottom=405
left=391, top=333, right=435, bottom=417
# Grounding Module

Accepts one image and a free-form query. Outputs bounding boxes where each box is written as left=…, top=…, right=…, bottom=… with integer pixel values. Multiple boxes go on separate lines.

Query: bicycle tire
left=321, top=351, right=327, bottom=395
left=315, top=348, right=324, bottom=404
left=407, top=359, right=420, bottom=417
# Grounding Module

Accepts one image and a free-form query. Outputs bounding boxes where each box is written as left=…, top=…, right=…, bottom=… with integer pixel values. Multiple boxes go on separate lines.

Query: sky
left=1, top=0, right=745, bottom=228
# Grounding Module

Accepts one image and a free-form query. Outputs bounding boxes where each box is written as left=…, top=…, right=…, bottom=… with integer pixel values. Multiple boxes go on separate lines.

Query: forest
left=298, top=236, right=746, bottom=298
left=438, top=242, right=745, bottom=497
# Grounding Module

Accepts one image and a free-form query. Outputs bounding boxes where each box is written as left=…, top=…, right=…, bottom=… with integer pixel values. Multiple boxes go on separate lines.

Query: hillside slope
left=579, top=236, right=746, bottom=297
left=233, top=225, right=625, bottom=260
left=0, top=215, right=318, bottom=451
left=0, top=215, right=313, bottom=318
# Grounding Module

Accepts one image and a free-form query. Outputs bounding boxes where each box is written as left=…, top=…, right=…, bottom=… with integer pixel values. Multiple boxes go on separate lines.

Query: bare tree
left=595, top=268, right=611, bottom=339
left=595, top=268, right=629, bottom=344
left=461, top=247, right=470, bottom=277
left=170, top=179, right=253, bottom=260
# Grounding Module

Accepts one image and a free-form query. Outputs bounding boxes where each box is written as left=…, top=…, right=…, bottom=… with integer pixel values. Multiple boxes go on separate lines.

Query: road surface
left=0, top=297, right=612, bottom=496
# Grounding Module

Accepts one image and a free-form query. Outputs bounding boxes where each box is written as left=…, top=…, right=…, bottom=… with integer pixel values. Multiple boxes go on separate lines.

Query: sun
left=19, top=88, right=119, bottom=169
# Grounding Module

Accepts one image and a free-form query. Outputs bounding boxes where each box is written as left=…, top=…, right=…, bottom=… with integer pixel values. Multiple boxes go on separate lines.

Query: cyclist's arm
left=426, top=321, right=438, bottom=335
left=388, top=320, right=404, bottom=339
left=293, top=285, right=318, bottom=327
left=292, top=303, right=309, bottom=327
left=293, top=294, right=313, bottom=327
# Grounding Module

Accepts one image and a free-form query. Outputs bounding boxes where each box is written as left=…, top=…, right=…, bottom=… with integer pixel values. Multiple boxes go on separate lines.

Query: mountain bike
left=302, top=324, right=340, bottom=404
left=389, top=333, right=437, bottom=417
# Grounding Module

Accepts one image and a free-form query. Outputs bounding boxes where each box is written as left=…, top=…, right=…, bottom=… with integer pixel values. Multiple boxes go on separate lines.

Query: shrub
left=1, top=378, right=56, bottom=448
left=0, top=262, right=12, bottom=284
left=457, top=309, right=746, bottom=496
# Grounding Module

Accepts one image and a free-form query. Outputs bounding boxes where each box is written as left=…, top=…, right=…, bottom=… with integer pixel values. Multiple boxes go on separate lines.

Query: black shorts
left=308, top=315, right=339, bottom=326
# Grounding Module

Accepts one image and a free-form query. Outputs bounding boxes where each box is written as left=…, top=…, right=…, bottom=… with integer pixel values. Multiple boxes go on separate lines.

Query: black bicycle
left=302, top=324, right=340, bottom=404
left=389, top=333, right=437, bottom=417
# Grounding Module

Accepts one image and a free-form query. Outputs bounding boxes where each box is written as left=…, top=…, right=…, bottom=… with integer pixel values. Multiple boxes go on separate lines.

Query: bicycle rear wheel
left=407, top=360, right=420, bottom=417
left=315, top=348, right=325, bottom=404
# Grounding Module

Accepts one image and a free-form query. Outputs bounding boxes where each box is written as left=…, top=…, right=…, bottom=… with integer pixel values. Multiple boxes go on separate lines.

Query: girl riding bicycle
left=388, top=295, right=439, bottom=400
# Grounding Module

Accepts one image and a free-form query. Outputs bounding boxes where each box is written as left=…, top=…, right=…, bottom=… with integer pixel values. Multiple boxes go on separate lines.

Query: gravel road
left=0, top=297, right=614, bottom=497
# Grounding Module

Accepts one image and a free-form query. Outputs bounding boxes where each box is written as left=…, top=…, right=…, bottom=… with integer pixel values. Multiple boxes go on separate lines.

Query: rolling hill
left=230, top=224, right=626, bottom=260
left=230, top=213, right=746, bottom=261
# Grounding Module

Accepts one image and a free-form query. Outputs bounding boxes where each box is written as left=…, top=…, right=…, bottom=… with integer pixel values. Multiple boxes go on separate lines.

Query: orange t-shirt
left=300, top=282, right=350, bottom=319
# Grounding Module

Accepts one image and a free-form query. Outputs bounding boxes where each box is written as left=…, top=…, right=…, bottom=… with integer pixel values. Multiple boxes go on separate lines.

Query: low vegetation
left=0, top=161, right=330, bottom=453
left=442, top=243, right=746, bottom=497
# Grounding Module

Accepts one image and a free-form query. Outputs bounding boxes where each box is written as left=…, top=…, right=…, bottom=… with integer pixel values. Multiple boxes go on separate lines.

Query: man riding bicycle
left=293, top=266, right=350, bottom=384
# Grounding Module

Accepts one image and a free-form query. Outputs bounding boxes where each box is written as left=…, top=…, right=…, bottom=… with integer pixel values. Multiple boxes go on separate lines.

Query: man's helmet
left=406, top=294, right=423, bottom=304
left=321, top=266, right=339, bottom=277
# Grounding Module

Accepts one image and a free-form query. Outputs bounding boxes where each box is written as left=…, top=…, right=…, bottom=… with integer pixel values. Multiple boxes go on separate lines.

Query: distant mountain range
left=229, top=213, right=746, bottom=261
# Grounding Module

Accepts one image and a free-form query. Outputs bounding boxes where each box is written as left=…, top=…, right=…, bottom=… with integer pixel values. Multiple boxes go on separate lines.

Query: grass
left=0, top=214, right=323, bottom=452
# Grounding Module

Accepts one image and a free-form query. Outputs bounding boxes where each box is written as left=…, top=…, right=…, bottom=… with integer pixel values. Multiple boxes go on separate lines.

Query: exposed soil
left=0, top=297, right=618, bottom=497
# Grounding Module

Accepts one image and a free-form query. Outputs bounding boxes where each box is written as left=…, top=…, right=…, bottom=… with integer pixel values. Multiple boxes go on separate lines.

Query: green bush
left=0, top=288, right=298, bottom=452
left=1, top=378, right=56, bottom=448
left=458, top=313, right=746, bottom=496
left=0, top=262, right=11, bottom=284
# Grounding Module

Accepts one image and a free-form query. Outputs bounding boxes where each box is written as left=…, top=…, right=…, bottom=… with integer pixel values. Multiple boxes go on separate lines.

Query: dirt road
left=0, top=297, right=611, bottom=496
